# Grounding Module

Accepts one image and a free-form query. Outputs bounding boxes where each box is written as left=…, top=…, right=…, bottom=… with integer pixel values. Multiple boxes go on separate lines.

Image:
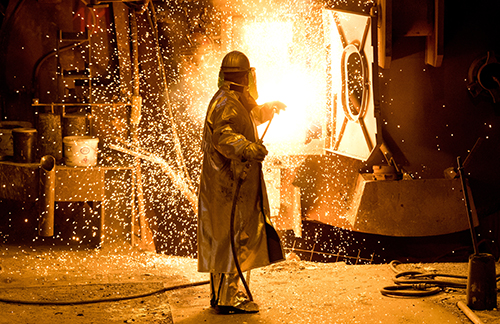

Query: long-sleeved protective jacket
left=197, top=82, right=284, bottom=273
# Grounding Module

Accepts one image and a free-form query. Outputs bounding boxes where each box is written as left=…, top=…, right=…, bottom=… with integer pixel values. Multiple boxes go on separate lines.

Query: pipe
left=457, top=156, right=479, bottom=255
left=130, top=9, right=154, bottom=251
left=457, top=301, right=485, bottom=324
left=130, top=8, right=141, bottom=127
left=38, top=155, right=56, bottom=237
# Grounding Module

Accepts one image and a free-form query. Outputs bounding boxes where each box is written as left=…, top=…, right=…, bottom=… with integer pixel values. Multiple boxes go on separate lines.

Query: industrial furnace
left=0, top=0, right=499, bottom=263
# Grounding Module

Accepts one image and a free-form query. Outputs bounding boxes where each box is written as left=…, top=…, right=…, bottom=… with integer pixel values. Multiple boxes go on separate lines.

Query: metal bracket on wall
left=377, top=0, right=392, bottom=69
left=425, top=0, right=444, bottom=67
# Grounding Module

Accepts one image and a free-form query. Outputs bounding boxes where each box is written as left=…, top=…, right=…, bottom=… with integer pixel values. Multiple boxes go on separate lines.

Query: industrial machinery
left=0, top=0, right=499, bottom=262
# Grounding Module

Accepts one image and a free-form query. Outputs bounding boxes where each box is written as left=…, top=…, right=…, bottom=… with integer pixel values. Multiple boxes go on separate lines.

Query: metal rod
left=463, top=137, right=483, bottom=169
left=457, top=301, right=485, bottom=324
left=284, top=247, right=374, bottom=262
left=130, top=10, right=154, bottom=251
left=259, top=114, right=274, bottom=143
left=457, top=156, right=479, bottom=255
left=32, top=102, right=130, bottom=107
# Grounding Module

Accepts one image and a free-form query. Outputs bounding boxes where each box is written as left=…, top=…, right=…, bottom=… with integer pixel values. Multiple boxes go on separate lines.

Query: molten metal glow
left=241, top=18, right=326, bottom=156
left=184, top=2, right=328, bottom=157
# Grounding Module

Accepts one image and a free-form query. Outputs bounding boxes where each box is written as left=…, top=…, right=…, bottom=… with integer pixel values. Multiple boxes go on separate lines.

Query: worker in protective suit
left=198, top=51, right=286, bottom=314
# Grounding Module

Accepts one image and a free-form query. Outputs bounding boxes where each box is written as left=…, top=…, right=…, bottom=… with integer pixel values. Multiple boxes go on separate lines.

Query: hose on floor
left=380, top=260, right=467, bottom=297
left=0, top=280, right=209, bottom=306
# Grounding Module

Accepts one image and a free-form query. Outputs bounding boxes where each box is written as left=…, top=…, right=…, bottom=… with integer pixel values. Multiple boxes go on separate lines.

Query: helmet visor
left=248, top=68, right=258, bottom=100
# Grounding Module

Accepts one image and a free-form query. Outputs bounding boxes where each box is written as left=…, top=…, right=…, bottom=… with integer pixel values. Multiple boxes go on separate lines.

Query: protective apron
left=197, top=81, right=284, bottom=275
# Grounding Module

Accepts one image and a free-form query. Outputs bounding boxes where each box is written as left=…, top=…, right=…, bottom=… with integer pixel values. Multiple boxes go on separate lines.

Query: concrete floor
left=0, top=242, right=499, bottom=324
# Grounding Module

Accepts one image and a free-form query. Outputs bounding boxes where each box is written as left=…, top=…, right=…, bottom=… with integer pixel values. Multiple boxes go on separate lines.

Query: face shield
left=218, top=67, right=259, bottom=101
left=248, top=67, right=258, bottom=100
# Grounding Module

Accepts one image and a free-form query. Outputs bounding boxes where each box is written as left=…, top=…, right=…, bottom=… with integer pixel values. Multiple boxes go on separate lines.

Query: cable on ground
left=0, top=280, right=210, bottom=305
left=380, top=260, right=467, bottom=297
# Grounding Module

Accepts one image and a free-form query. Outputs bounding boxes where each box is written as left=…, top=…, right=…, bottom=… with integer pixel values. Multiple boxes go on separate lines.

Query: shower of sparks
left=183, top=0, right=325, bottom=155
left=116, top=0, right=332, bottom=255
left=0, top=0, right=386, bottom=263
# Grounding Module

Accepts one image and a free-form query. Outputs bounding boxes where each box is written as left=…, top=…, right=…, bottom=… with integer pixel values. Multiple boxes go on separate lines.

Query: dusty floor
left=0, top=242, right=499, bottom=324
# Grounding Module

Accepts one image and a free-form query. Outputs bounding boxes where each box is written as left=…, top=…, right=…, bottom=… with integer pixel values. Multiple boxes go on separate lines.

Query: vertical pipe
left=130, top=168, right=137, bottom=246
left=39, top=155, right=56, bottom=237
left=457, top=156, right=478, bottom=254
left=130, top=9, right=141, bottom=127
left=458, top=156, right=497, bottom=310
left=130, top=9, right=154, bottom=251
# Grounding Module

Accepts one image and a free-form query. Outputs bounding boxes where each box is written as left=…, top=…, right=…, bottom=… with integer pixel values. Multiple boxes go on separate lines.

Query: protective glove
left=243, top=142, right=268, bottom=162
left=269, top=101, right=287, bottom=114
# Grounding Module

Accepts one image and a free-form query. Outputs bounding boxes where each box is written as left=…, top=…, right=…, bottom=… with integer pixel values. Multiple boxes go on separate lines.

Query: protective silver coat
left=197, top=82, right=284, bottom=273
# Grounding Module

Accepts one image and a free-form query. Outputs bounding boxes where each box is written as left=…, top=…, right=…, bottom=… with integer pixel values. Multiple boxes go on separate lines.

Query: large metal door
left=324, top=9, right=378, bottom=161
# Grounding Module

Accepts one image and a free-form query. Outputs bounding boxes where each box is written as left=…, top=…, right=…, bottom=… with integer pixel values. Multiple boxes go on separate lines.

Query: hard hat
left=220, top=51, right=251, bottom=73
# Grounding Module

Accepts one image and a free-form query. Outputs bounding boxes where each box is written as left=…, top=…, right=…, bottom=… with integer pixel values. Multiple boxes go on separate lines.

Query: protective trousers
left=210, top=272, right=241, bottom=306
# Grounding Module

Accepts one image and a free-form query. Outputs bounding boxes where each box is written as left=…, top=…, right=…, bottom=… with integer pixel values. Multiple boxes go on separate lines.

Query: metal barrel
left=467, top=253, right=497, bottom=310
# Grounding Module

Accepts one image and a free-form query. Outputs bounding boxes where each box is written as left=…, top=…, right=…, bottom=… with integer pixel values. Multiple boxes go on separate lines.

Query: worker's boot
left=211, top=273, right=259, bottom=314
left=215, top=300, right=259, bottom=314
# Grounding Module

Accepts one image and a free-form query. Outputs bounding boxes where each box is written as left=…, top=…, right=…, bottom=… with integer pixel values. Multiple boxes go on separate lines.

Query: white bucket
left=63, top=136, right=99, bottom=167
